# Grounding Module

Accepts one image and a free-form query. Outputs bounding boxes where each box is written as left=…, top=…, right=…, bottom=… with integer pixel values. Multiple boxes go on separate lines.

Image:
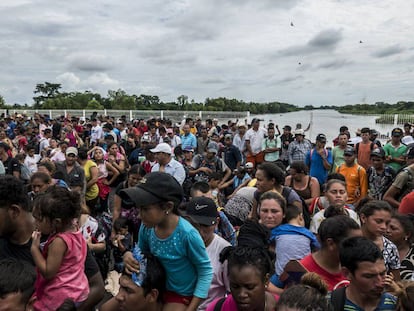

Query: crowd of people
left=1, top=111, right=414, bottom=310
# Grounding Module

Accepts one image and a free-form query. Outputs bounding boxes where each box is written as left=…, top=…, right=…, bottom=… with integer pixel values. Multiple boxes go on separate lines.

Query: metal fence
left=375, top=114, right=414, bottom=125
left=5, top=109, right=414, bottom=125
left=4, top=109, right=250, bottom=123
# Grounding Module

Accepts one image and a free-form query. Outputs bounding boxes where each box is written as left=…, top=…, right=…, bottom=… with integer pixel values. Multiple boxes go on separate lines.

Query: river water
left=254, top=109, right=397, bottom=147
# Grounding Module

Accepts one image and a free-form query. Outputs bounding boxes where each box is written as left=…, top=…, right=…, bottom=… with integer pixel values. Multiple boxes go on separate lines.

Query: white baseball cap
left=150, top=143, right=172, bottom=154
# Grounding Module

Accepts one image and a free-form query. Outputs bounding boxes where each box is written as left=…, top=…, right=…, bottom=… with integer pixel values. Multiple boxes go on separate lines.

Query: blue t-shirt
left=138, top=217, right=213, bottom=298
left=181, top=133, right=197, bottom=149
left=233, top=173, right=251, bottom=189
left=305, top=148, right=333, bottom=185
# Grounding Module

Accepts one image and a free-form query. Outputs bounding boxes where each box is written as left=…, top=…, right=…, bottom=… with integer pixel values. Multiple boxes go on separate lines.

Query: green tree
left=86, top=99, right=104, bottom=110
left=177, top=95, right=188, bottom=107
left=33, top=82, right=62, bottom=108
left=107, top=89, right=136, bottom=110
left=0, top=95, right=5, bottom=108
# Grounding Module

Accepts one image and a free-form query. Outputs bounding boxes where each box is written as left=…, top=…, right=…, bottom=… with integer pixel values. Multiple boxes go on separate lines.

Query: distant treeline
left=1, top=82, right=413, bottom=115
left=0, top=82, right=300, bottom=114
left=335, top=101, right=414, bottom=114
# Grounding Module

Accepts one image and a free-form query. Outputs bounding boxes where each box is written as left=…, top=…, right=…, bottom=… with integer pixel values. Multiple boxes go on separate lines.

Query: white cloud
left=56, top=72, right=81, bottom=90
left=83, top=73, right=120, bottom=91
left=0, top=0, right=413, bottom=106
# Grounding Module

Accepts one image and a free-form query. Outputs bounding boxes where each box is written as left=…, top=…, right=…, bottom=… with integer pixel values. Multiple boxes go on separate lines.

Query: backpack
left=213, top=297, right=226, bottom=311
left=309, top=148, right=329, bottom=170
left=330, top=286, right=347, bottom=311
left=355, top=142, right=374, bottom=156
left=398, top=167, right=414, bottom=201
left=94, top=212, right=113, bottom=279
left=282, top=186, right=311, bottom=228
left=337, top=163, right=363, bottom=178
left=310, top=148, right=328, bottom=159
left=181, top=162, right=193, bottom=200
left=194, top=155, right=223, bottom=182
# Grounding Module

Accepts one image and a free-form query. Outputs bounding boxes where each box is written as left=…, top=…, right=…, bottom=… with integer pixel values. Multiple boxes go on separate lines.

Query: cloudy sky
left=1, top=0, right=413, bottom=107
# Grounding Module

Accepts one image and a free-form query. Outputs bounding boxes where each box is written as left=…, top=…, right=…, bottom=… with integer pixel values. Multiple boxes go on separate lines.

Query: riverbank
left=255, top=110, right=398, bottom=147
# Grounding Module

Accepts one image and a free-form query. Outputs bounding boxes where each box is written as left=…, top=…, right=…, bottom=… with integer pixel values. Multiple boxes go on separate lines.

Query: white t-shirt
left=198, top=234, right=230, bottom=311
left=245, top=127, right=267, bottom=154
left=50, top=149, right=66, bottom=163
left=24, top=155, right=41, bottom=174
left=171, top=135, right=182, bottom=148
left=91, top=125, right=104, bottom=143
left=310, top=208, right=360, bottom=234
left=39, top=137, right=50, bottom=153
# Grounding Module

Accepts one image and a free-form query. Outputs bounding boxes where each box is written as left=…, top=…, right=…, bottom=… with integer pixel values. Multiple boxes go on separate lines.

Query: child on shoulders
left=31, top=186, right=89, bottom=311
left=270, top=204, right=320, bottom=290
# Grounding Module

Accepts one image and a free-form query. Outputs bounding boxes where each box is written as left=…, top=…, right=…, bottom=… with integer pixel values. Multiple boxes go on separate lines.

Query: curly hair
left=220, top=245, right=274, bottom=280
left=33, top=186, right=81, bottom=228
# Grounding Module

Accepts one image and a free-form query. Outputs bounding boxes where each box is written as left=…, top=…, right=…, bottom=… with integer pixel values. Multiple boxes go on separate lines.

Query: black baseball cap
left=120, top=172, right=183, bottom=207
left=392, top=128, right=403, bottom=137
left=344, top=146, right=355, bottom=156
left=184, top=197, right=218, bottom=226
left=370, top=148, right=385, bottom=158
left=316, top=134, right=327, bottom=143
left=251, top=118, right=262, bottom=124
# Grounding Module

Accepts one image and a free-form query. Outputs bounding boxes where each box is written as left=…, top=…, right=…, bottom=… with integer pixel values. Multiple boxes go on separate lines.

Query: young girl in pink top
left=207, top=221, right=278, bottom=311
left=31, top=186, right=89, bottom=311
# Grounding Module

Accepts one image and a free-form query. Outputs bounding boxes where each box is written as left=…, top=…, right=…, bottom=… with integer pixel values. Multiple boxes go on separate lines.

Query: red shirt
left=141, top=160, right=155, bottom=174
left=300, top=254, right=349, bottom=291
left=399, top=191, right=414, bottom=214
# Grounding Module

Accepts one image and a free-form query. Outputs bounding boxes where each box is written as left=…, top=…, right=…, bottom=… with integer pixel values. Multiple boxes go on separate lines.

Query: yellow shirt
left=247, top=178, right=257, bottom=187
left=84, top=160, right=99, bottom=201
left=179, top=126, right=198, bottom=136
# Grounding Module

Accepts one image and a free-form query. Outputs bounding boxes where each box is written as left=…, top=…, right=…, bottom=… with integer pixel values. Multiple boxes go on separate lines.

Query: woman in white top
left=310, top=179, right=360, bottom=234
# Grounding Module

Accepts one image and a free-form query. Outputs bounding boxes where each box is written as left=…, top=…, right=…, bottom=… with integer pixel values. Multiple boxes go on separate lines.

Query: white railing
left=4, top=109, right=250, bottom=123
left=6, top=109, right=414, bottom=125
left=375, top=114, right=414, bottom=125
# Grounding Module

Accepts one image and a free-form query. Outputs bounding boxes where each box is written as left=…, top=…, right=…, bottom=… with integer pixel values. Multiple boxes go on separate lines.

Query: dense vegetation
left=0, top=82, right=299, bottom=114
left=1, top=82, right=413, bottom=115
left=336, top=101, right=414, bottom=114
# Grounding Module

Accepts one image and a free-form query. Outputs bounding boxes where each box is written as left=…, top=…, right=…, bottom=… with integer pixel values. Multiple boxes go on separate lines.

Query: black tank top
left=290, top=175, right=312, bottom=200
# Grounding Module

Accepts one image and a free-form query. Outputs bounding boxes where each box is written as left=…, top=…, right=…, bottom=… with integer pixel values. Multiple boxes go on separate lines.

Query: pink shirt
left=65, top=131, right=77, bottom=147
left=34, top=231, right=89, bottom=311
left=207, top=294, right=278, bottom=311
left=206, top=295, right=242, bottom=311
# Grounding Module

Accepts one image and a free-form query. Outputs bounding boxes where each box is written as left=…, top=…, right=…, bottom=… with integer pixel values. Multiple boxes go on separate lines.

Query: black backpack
left=397, top=167, right=414, bottom=201
left=181, top=164, right=193, bottom=200
left=355, top=142, right=374, bottom=156
left=330, top=286, right=346, bottom=311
